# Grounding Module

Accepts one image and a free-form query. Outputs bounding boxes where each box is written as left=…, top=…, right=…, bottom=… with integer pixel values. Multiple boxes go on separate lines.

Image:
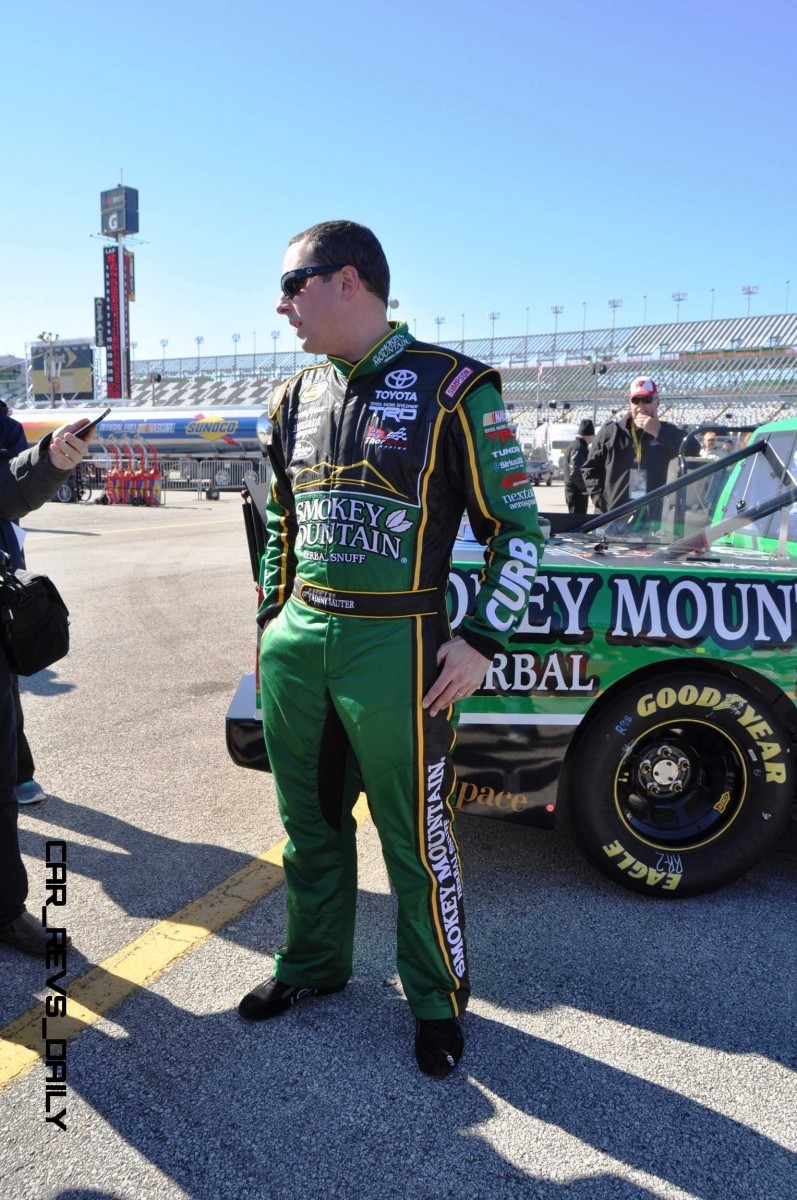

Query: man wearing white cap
left=582, top=377, right=684, bottom=514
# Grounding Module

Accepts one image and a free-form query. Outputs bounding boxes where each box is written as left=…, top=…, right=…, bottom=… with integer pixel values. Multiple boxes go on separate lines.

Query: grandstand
left=129, top=376, right=269, bottom=408
left=17, top=312, right=797, bottom=431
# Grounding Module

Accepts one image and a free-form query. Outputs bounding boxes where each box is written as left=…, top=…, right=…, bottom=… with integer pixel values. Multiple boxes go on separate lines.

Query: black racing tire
left=563, top=672, right=794, bottom=898
left=56, top=480, right=75, bottom=504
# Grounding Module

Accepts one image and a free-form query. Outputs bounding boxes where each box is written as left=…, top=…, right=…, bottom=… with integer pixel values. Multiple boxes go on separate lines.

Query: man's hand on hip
left=422, top=637, right=492, bottom=717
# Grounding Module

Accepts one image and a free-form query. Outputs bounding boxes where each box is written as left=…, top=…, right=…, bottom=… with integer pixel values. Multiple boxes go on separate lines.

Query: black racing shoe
left=238, top=977, right=346, bottom=1022
left=415, top=1017, right=465, bottom=1078
left=0, top=909, right=71, bottom=957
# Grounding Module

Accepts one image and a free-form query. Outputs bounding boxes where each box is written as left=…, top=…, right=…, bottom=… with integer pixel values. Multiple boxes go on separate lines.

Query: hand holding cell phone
left=73, top=406, right=112, bottom=441
left=48, top=409, right=110, bottom=470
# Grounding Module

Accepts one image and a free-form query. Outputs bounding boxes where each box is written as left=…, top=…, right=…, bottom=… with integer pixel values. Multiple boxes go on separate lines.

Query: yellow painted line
left=0, top=795, right=371, bottom=1091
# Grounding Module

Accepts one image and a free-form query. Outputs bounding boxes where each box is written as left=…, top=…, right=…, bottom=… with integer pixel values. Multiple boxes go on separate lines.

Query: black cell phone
left=75, top=407, right=112, bottom=440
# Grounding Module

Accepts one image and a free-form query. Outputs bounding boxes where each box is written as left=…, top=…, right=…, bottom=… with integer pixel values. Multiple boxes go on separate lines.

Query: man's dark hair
left=290, top=220, right=390, bottom=307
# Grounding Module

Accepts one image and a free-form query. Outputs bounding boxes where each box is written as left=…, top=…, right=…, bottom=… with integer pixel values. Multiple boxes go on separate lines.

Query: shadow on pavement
left=18, top=666, right=75, bottom=697
left=4, top=796, right=795, bottom=1198
left=25, top=897, right=797, bottom=1200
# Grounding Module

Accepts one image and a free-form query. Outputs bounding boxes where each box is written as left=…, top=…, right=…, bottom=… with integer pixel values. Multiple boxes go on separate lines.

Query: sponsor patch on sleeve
left=267, top=381, right=289, bottom=420
left=501, top=471, right=532, bottom=490
left=485, top=426, right=515, bottom=445
left=445, top=366, right=475, bottom=398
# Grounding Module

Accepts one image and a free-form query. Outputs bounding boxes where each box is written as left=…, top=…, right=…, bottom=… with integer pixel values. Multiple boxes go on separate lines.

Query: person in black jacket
left=562, top=419, right=594, bottom=513
left=0, top=403, right=45, bottom=807
left=582, top=378, right=683, bottom=515
left=0, top=418, right=92, bottom=956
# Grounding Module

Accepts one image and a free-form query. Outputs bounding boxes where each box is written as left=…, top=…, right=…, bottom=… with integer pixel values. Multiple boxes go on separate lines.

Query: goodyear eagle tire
left=564, top=673, right=794, bottom=898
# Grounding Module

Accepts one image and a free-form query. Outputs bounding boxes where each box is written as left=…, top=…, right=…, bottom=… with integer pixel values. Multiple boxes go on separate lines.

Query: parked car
left=227, top=417, right=797, bottom=898
left=526, top=458, right=555, bottom=486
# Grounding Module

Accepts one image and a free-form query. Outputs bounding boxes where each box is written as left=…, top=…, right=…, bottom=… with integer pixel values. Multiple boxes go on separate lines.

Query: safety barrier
left=156, top=457, right=270, bottom=499
left=69, top=453, right=269, bottom=505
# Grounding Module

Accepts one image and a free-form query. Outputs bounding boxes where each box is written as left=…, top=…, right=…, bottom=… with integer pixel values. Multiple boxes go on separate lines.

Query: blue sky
left=2, top=0, right=794, bottom=363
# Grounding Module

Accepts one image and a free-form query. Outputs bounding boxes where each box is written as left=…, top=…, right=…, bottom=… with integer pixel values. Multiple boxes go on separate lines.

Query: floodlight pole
left=592, top=357, right=600, bottom=429
left=40, top=332, right=61, bottom=408
left=608, top=298, right=622, bottom=357
left=488, top=311, right=500, bottom=362
left=741, top=284, right=759, bottom=317
left=550, top=305, right=563, bottom=364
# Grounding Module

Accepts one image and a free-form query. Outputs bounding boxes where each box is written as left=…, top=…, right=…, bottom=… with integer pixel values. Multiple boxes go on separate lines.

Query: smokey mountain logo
left=385, top=510, right=412, bottom=532
left=296, top=497, right=415, bottom=560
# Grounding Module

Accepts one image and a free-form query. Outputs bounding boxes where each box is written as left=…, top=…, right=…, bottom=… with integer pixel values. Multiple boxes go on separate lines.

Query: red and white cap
left=629, top=377, right=658, bottom=401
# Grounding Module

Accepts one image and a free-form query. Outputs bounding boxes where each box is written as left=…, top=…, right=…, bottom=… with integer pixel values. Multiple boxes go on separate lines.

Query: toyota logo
left=384, top=369, right=417, bottom=389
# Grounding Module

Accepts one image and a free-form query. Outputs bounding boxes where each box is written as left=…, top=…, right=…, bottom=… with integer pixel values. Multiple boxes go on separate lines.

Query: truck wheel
left=562, top=673, right=794, bottom=898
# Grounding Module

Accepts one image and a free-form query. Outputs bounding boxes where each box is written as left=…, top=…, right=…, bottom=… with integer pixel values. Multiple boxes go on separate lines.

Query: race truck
left=226, top=416, right=797, bottom=898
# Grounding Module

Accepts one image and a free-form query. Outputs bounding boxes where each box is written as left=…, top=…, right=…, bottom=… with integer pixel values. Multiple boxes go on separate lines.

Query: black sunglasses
left=280, top=264, right=346, bottom=300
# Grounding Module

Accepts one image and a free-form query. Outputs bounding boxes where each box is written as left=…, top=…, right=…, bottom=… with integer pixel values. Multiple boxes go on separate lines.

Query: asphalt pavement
left=0, top=485, right=795, bottom=1200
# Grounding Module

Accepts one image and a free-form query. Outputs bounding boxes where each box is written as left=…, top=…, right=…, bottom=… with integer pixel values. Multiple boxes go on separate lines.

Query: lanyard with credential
left=628, top=419, right=648, bottom=500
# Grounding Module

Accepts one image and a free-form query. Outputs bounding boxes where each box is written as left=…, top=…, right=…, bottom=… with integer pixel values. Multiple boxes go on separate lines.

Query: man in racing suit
left=238, top=221, right=544, bottom=1077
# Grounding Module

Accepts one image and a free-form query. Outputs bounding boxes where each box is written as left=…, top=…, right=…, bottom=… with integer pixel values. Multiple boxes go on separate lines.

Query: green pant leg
left=260, top=601, right=358, bottom=988
left=328, top=613, right=470, bottom=1020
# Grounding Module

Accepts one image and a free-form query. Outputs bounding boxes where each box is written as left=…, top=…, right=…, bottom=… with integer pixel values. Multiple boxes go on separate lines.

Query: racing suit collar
left=327, top=322, right=414, bottom=381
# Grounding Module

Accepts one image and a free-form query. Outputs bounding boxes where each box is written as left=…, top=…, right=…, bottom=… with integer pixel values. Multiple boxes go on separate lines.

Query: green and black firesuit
left=259, top=322, right=544, bottom=1020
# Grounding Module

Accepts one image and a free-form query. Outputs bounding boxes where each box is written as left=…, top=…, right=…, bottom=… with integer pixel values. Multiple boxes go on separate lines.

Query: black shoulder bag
left=0, top=553, right=70, bottom=676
